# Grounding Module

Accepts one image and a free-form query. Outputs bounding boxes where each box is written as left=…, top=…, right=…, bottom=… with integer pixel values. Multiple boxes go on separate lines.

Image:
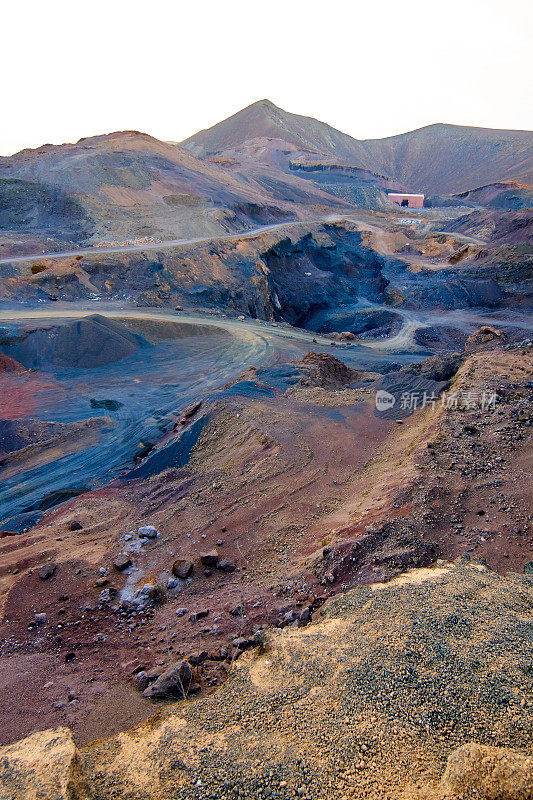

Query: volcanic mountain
left=0, top=130, right=347, bottom=256
left=183, top=99, right=533, bottom=194
left=0, top=101, right=531, bottom=261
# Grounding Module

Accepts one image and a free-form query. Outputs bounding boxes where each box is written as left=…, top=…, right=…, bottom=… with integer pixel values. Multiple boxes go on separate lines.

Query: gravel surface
left=81, top=561, right=533, bottom=800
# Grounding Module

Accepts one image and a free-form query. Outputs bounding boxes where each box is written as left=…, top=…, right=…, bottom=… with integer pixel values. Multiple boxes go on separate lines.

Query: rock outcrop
left=438, top=743, right=533, bottom=800
left=0, top=727, right=91, bottom=800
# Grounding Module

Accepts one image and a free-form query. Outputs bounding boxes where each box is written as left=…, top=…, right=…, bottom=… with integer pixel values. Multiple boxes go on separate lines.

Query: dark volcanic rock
left=113, top=554, right=132, bottom=571
left=199, top=550, right=219, bottom=569
left=38, top=563, right=57, bottom=580
left=189, top=610, right=209, bottom=623
left=217, top=557, right=236, bottom=573
left=172, top=559, right=194, bottom=579
left=142, top=661, right=194, bottom=700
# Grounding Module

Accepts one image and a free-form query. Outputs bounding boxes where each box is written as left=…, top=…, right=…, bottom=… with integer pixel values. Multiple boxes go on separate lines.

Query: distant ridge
left=182, top=100, right=533, bottom=194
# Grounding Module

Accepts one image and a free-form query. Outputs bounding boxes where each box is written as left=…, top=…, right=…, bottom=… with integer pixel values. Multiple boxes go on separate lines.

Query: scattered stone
left=282, top=609, right=298, bottom=624
left=189, top=651, right=208, bottom=666
left=217, top=557, right=236, bottom=573
left=190, top=610, right=209, bottom=623
left=34, top=613, right=47, bottom=626
left=209, top=648, right=229, bottom=661
left=138, top=525, right=157, bottom=539
left=113, top=554, right=132, bottom=571
left=99, top=588, right=117, bottom=605
left=200, top=550, right=219, bottom=569
left=142, top=661, right=194, bottom=700
left=172, top=559, right=194, bottom=579
left=524, top=561, right=533, bottom=575
left=230, top=604, right=245, bottom=617
left=38, top=563, right=56, bottom=580
left=69, top=521, right=83, bottom=531
left=176, top=608, right=188, bottom=617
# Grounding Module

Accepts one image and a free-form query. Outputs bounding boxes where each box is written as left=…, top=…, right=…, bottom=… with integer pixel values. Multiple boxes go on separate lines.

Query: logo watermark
left=375, top=389, right=396, bottom=412
left=376, top=389, right=497, bottom=413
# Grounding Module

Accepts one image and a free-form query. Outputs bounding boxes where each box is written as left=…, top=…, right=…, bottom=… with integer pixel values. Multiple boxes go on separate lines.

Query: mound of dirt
left=2, top=561, right=533, bottom=800
left=5, top=315, right=147, bottom=369
left=378, top=352, right=463, bottom=418
left=464, top=325, right=506, bottom=353
left=0, top=351, right=25, bottom=373
left=297, top=351, right=361, bottom=389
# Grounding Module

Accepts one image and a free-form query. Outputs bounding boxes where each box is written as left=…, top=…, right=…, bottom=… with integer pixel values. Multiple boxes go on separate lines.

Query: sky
left=2, top=0, right=532, bottom=156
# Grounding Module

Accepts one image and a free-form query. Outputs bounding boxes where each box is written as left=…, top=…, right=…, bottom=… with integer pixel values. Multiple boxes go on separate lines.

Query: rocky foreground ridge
left=1, top=561, right=533, bottom=800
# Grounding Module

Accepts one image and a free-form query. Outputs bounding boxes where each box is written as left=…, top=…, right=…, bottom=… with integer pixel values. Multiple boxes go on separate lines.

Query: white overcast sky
left=2, top=0, right=532, bottom=156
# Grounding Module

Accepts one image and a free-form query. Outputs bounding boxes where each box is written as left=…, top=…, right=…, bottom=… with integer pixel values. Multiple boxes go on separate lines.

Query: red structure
left=388, top=192, right=424, bottom=209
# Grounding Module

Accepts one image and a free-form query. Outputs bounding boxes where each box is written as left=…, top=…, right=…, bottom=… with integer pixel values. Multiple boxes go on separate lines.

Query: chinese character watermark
left=376, top=388, right=497, bottom=413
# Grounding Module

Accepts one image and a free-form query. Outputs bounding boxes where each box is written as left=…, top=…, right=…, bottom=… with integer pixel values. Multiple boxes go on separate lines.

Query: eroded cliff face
left=0, top=223, right=391, bottom=325
left=256, top=228, right=389, bottom=326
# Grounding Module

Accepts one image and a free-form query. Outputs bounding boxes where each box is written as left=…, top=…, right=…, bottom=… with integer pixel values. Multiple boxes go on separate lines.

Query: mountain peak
left=252, top=99, right=278, bottom=109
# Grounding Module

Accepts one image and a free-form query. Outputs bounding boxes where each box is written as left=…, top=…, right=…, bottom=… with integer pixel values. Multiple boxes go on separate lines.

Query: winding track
left=0, top=219, right=344, bottom=266
left=0, top=306, right=378, bottom=530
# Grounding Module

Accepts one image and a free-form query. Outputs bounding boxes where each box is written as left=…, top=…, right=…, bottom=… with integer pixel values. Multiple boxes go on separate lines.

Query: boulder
left=172, top=559, right=194, bottom=579
left=465, top=326, right=506, bottom=353
left=113, top=554, right=132, bottom=571
left=217, top=557, right=236, bottom=573
left=0, top=726, right=91, bottom=800
left=200, top=550, right=219, bottom=569
left=232, top=636, right=255, bottom=650
left=38, top=562, right=57, bottom=580
left=142, top=660, right=194, bottom=700
left=69, top=521, right=83, bottom=531
left=138, top=525, right=157, bottom=539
